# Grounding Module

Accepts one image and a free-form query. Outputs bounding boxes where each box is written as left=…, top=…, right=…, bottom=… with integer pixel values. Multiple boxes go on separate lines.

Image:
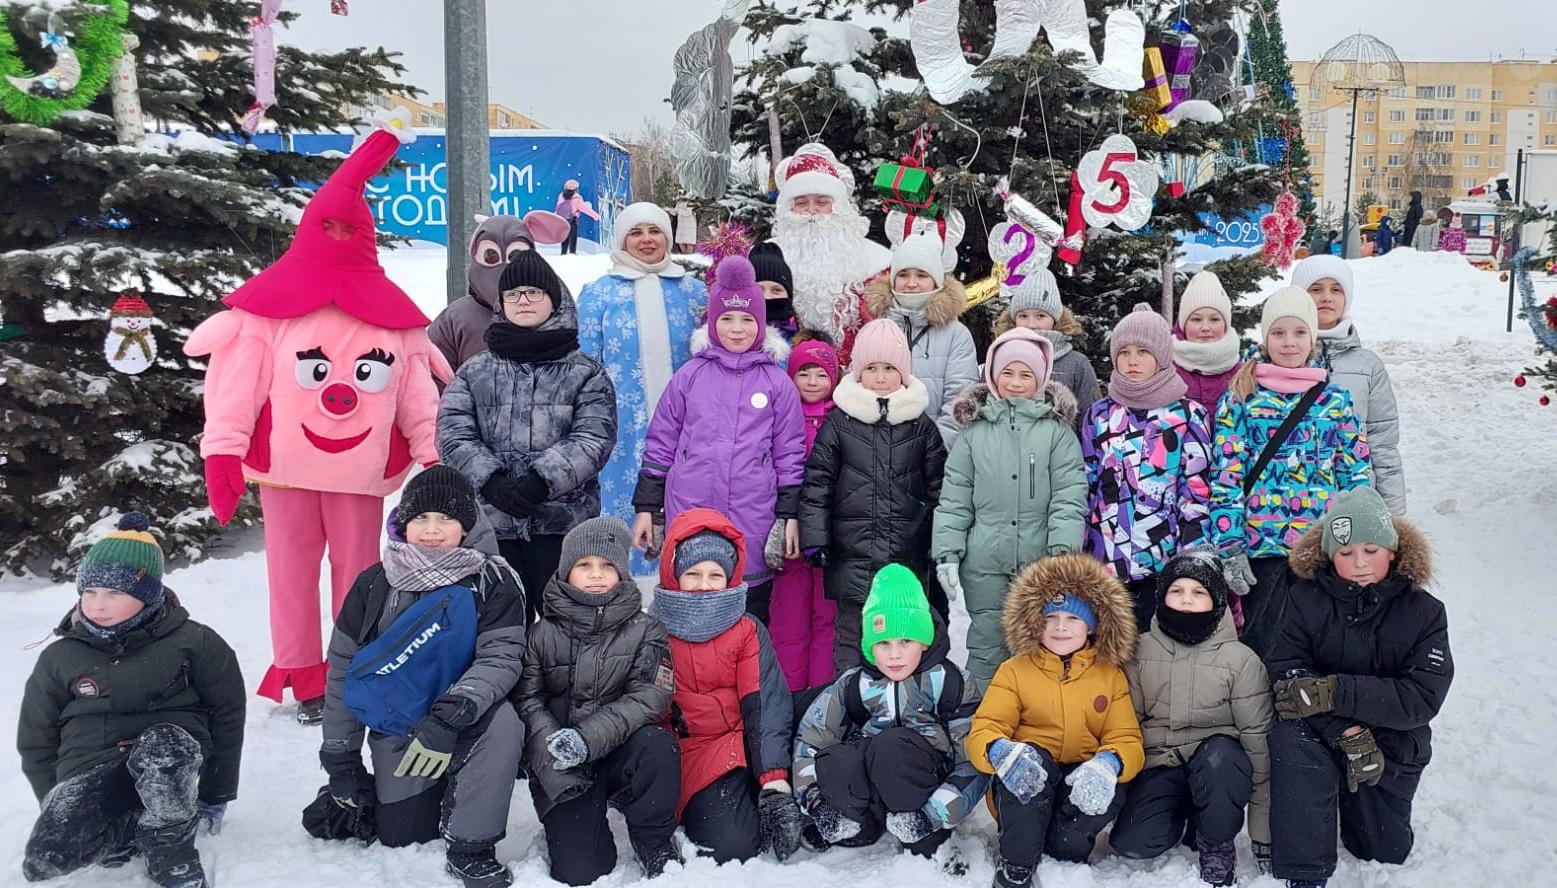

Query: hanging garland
left=0, top=0, right=129, bottom=125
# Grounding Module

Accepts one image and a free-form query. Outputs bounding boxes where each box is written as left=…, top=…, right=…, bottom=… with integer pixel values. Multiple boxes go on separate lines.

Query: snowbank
left=381, top=243, right=613, bottom=322
left=2, top=249, right=1554, bottom=886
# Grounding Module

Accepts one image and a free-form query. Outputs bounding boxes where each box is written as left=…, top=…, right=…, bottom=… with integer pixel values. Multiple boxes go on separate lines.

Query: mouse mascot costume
left=184, top=113, right=450, bottom=712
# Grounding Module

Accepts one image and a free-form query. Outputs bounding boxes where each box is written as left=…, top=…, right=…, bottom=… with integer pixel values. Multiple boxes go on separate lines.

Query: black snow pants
left=538, top=725, right=680, bottom=886
left=368, top=701, right=524, bottom=851
left=1270, top=718, right=1422, bottom=882
left=498, top=535, right=563, bottom=624
left=23, top=723, right=202, bottom=882
left=561, top=216, right=579, bottom=254
left=813, top=726, right=950, bottom=856
left=993, top=746, right=1125, bottom=868
left=1240, top=556, right=1293, bottom=661
left=1110, top=734, right=1253, bottom=858
left=681, top=768, right=763, bottom=863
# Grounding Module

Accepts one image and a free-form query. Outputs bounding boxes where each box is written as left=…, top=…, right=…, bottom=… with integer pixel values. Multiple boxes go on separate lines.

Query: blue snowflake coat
left=576, top=270, right=707, bottom=574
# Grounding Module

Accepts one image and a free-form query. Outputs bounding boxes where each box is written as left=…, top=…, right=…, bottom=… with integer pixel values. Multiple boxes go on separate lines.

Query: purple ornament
left=1160, top=25, right=1200, bottom=112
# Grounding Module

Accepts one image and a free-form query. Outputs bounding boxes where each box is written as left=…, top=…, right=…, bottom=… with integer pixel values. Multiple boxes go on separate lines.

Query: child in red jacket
left=650, top=509, right=802, bottom=862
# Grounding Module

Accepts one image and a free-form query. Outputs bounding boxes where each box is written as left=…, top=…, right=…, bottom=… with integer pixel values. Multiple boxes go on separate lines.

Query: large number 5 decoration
left=1077, top=134, right=1158, bottom=231
left=911, top=0, right=1145, bottom=104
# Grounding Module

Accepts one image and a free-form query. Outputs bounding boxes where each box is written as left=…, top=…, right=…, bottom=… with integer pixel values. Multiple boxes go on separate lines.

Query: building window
left=1465, top=155, right=1480, bottom=167
left=1389, top=110, right=1405, bottom=123
left=1415, top=107, right=1434, bottom=121
left=1490, top=133, right=1501, bottom=145
left=1389, top=87, right=1406, bottom=98
left=1389, top=176, right=1403, bottom=189
left=1465, top=132, right=1480, bottom=145
left=1309, top=111, right=1320, bottom=127
left=1389, top=198, right=1403, bottom=210
left=1389, top=132, right=1405, bottom=144
left=1465, top=110, right=1481, bottom=122
left=1437, top=108, right=1455, bottom=122
left=1492, top=110, right=1503, bottom=122
left=1433, top=130, right=1455, bottom=143
left=1468, top=87, right=1483, bottom=100
left=1491, top=89, right=1503, bottom=100
left=1544, top=88, right=1557, bottom=104
left=1547, top=134, right=1557, bottom=146
left=1490, top=155, right=1501, bottom=167
left=1364, top=111, right=1376, bottom=123
left=1310, top=86, right=1321, bottom=101
left=1363, top=178, right=1374, bottom=190
left=1462, top=177, right=1478, bottom=189
left=1386, top=154, right=1401, bottom=166
left=1364, top=132, right=1376, bottom=145
left=1546, top=111, right=1557, bottom=123
left=1363, top=155, right=1376, bottom=168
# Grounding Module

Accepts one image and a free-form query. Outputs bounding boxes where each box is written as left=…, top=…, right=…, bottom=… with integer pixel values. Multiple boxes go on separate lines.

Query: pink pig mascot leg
left=185, top=111, right=447, bottom=720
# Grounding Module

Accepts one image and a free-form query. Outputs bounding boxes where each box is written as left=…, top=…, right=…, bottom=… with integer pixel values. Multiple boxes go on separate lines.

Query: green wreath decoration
left=0, top=0, right=129, bottom=125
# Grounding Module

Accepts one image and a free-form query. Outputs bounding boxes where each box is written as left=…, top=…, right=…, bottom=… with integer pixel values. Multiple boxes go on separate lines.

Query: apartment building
left=346, top=93, right=545, bottom=130
left=1292, top=59, right=1557, bottom=218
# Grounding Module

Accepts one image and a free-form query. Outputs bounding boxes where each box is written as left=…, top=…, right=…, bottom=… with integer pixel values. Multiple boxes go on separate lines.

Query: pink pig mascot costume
left=184, top=117, right=449, bottom=706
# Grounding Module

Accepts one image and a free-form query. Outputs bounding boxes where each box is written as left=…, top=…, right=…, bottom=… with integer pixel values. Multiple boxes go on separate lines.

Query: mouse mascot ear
left=224, top=107, right=428, bottom=329
left=522, top=210, right=572, bottom=245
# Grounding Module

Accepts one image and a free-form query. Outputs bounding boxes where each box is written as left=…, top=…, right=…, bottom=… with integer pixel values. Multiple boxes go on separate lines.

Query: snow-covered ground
left=3, top=246, right=1555, bottom=886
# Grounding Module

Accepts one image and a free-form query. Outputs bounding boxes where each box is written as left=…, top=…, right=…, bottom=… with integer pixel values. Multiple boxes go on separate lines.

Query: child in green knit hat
left=19, top=512, right=246, bottom=888
left=791, top=564, right=988, bottom=856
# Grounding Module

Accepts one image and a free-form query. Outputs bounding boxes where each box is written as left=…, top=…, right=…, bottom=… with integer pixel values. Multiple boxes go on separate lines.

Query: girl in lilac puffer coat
left=632, top=257, right=807, bottom=626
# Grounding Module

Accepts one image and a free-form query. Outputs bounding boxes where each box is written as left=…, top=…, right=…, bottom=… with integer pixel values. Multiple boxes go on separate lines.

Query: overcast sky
left=292, top=0, right=1552, bottom=136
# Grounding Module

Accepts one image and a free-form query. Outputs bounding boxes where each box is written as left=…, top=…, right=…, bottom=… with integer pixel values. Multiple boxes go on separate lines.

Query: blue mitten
left=1063, top=752, right=1120, bottom=816
left=989, top=739, right=1048, bottom=804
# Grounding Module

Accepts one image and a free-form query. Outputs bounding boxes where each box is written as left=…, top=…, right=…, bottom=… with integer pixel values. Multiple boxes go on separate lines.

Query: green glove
left=395, top=737, right=452, bottom=780
left=1338, top=727, right=1387, bottom=792
left=1274, top=675, right=1338, bottom=719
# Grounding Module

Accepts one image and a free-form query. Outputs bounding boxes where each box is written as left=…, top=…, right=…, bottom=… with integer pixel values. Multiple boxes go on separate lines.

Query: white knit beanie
left=1260, top=286, right=1319, bottom=341
left=612, top=202, right=674, bottom=252
left=890, top=231, right=947, bottom=289
left=1177, top=270, right=1233, bottom=330
left=1004, top=267, right=1064, bottom=321
left=1290, top=255, right=1355, bottom=318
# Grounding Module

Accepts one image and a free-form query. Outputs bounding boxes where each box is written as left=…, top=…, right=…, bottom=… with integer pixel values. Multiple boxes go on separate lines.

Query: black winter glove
left=803, top=546, right=828, bottom=568
left=758, top=788, right=804, bottom=862
left=320, top=749, right=372, bottom=809
left=481, top=473, right=534, bottom=518
left=512, top=470, right=548, bottom=509
left=1338, top=728, right=1387, bottom=792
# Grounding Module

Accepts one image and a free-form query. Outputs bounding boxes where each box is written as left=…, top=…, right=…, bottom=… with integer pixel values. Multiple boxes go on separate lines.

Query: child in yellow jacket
left=967, top=554, right=1143, bottom=888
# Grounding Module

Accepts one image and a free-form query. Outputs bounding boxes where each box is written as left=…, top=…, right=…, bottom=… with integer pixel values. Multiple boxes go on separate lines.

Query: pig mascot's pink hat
left=224, top=115, right=429, bottom=329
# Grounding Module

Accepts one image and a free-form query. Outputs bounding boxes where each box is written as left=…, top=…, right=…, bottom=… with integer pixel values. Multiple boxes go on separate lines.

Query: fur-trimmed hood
left=994, top=305, right=1083, bottom=338
left=1003, top=553, right=1137, bottom=667
left=831, top=372, right=931, bottom=425
left=949, top=380, right=1079, bottom=429
left=690, top=324, right=792, bottom=365
left=1288, top=513, right=1433, bottom=587
left=865, top=276, right=968, bottom=328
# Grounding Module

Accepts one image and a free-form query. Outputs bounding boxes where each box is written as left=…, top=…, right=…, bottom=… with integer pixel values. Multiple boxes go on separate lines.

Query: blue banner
left=1186, top=207, right=1270, bottom=250
left=249, top=132, right=633, bottom=247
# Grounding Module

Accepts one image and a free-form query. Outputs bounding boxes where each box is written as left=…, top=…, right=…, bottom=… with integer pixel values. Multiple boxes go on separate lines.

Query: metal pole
left=1507, top=148, right=1526, bottom=333
left=1339, top=89, right=1359, bottom=258
left=444, top=0, right=490, bottom=306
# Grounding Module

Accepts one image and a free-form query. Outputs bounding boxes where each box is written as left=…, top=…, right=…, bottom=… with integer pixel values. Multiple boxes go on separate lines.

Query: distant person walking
left=555, top=179, right=601, bottom=255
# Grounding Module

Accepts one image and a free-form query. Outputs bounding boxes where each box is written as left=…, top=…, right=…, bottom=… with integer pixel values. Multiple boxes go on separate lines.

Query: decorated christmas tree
left=0, top=0, right=410, bottom=576
left=730, top=0, right=1286, bottom=357
left=1507, top=204, right=1557, bottom=402
left=1243, top=1, right=1314, bottom=221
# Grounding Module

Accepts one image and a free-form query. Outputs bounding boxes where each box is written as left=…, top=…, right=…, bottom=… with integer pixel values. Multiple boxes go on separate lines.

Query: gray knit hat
left=673, top=529, right=737, bottom=579
left=1004, top=266, right=1063, bottom=322
left=1321, top=487, right=1398, bottom=556
left=559, top=516, right=633, bottom=581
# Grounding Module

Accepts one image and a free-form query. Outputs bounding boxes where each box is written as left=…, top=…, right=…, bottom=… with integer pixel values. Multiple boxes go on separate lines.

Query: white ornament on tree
left=104, top=293, right=156, bottom=375
left=110, top=32, right=142, bottom=145
left=1076, top=134, right=1158, bottom=231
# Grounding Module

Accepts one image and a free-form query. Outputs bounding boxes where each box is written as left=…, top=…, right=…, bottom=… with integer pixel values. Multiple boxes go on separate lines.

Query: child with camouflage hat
left=792, top=564, right=987, bottom=857
left=1266, top=487, right=1453, bottom=888
left=19, top=513, right=246, bottom=888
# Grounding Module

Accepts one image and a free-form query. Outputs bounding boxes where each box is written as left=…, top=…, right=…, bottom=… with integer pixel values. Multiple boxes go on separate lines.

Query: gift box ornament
left=1141, top=47, right=1172, bottom=110
left=1160, top=24, right=1199, bottom=111
left=875, top=161, right=938, bottom=213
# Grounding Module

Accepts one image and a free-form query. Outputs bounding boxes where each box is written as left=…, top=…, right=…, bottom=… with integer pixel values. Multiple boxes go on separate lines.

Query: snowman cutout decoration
left=104, top=292, right=156, bottom=374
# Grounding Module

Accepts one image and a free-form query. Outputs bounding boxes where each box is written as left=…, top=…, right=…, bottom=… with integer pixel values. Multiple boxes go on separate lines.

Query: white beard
left=772, top=207, right=873, bottom=341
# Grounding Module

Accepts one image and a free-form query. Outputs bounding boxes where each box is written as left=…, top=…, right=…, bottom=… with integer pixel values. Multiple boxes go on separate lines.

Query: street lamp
left=1312, top=34, right=1404, bottom=258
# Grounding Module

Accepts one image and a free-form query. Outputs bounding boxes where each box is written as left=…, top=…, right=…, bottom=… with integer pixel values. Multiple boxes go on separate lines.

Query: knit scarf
left=78, top=601, right=161, bottom=639
left=1254, top=362, right=1328, bottom=394
left=485, top=322, right=578, bottom=364
left=1108, top=366, right=1189, bottom=410
left=1173, top=331, right=1240, bottom=374
left=612, top=251, right=686, bottom=412
left=649, top=584, right=748, bottom=643
left=382, top=541, right=488, bottom=593
left=891, top=289, right=938, bottom=313
left=1155, top=604, right=1224, bottom=647
left=1035, top=328, right=1074, bottom=360
left=1318, top=320, right=1354, bottom=342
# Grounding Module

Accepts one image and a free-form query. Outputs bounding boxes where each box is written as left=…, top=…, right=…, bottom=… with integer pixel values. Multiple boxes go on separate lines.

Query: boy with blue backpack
left=314, top=467, right=527, bottom=888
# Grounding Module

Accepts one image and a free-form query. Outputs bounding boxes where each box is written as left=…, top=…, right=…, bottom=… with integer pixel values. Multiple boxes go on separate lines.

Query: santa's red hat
left=776, top=143, right=856, bottom=209
left=224, top=110, right=429, bottom=329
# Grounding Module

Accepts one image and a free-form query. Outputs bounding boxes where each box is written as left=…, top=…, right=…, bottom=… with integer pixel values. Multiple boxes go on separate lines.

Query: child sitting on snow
left=799, top=318, right=947, bottom=668
left=792, top=564, right=987, bottom=857
left=767, top=339, right=841, bottom=691
left=1267, top=488, right=1452, bottom=888
left=19, top=512, right=245, bottom=888
left=632, top=254, right=807, bottom=624
left=992, top=265, right=1101, bottom=427
left=516, top=517, right=681, bottom=886
left=966, top=554, right=1143, bottom=888
left=316, top=467, right=526, bottom=888
left=1113, top=549, right=1273, bottom=886
left=649, top=509, right=800, bottom=863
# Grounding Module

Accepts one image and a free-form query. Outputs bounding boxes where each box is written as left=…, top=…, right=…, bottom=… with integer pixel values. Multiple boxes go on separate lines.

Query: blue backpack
left=343, top=583, right=478, bottom=737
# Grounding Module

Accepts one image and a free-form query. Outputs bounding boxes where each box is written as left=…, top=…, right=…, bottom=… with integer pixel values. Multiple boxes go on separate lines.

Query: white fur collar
left=689, top=325, right=791, bottom=365
left=831, top=373, right=931, bottom=425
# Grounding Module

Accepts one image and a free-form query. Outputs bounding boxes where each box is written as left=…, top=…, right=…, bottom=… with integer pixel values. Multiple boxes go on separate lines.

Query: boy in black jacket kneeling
left=1268, top=488, right=1453, bottom=887
left=18, top=512, right=245, bottom=888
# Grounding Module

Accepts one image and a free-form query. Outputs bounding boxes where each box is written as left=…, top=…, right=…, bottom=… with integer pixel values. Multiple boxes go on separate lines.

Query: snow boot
left=799, top=823, right=830, bottom=853
left=808, top=799, right=863, bottom=845
left=446, top=847, right=513, bottom=888
left=631, top=836, right=683, bottom=879
left=297, top=696, right=325, bottom=726
left=992, top=859, right=1035, bottom=888
left=1196, top=834, right=1236, bottom=886
left=140, top=819, right=207, bottom=888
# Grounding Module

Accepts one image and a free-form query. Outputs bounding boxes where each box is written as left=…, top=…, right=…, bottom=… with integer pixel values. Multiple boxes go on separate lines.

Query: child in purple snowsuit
left=632, top=256, right=807, bottom=626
